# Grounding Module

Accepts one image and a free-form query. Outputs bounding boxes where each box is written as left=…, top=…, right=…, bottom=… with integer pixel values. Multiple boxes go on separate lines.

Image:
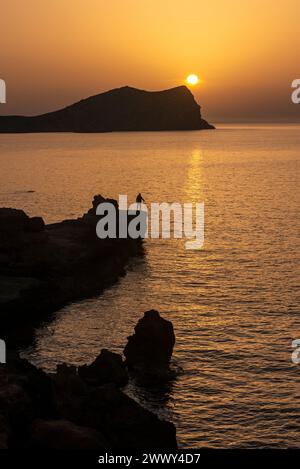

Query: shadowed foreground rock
left=29, top=419, right=109, bottom=449
left=124, top=310, right=176, bottom=383
left=0, top=195, right=143, bottom=347
left=0, top=351, right=177, bottom=449
left=78, top=349, right=129, bottom=387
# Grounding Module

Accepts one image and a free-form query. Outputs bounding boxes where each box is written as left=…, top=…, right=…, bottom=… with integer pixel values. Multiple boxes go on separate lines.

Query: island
left=0, top=85, right=214, bottom=133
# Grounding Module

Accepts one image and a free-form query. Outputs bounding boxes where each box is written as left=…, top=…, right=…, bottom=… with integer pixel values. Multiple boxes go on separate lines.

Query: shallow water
left=1, top=125, right=300, bottom=448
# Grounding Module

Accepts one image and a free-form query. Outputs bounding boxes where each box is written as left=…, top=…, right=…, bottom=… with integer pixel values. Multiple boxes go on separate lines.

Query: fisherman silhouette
left=136, top=193, right=145, bottom=211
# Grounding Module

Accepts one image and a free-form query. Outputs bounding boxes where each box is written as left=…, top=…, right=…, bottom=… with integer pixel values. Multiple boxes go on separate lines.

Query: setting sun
left=186, top=74, right=199, bottom=86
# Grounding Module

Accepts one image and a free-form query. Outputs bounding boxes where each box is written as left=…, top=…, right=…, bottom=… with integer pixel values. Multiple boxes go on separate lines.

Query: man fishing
left=136, top=193, right=145, bottom=211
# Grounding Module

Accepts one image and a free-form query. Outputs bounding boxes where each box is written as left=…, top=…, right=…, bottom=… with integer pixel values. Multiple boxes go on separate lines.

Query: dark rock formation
left=53, top=365, right=176, bottom=449
left=124, top=310, right=176, bottom=382
left=28, top=419, right=109, bottom=449
left=80, top=383, right=176, bottom=449
left=78, top=349, right=128, bottom=387
left=0, top=354, right=56, bottom=447
left=0, top=195, right=143, bottom=348
left=0, top=415, right=9, bottom=449
left=0, top=352, right=177, bottom=450
left=0, top=86, right=214, bottom=133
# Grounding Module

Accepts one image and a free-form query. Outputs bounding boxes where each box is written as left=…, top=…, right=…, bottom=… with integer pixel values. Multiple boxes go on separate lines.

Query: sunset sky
left=1, top=0, right=300, bottom=122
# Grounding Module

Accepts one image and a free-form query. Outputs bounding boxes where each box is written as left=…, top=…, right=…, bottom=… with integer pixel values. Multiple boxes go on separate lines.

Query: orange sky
left=1, top=0, right=300, bottom=122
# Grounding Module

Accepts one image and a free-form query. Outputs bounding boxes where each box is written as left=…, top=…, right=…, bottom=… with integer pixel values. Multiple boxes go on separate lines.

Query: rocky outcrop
left=0, top=351, right=177, bottom=449
left=0, top=86, right=214, bottom=133
left=78, top=349, right=128, bottom=387
left=124, top=310, right=176, bottom=383
left=0, top=195, right=143, bottom=348
left=29, top=419, right=109, bottom=449
left=0, top=415, right=9, bottom=449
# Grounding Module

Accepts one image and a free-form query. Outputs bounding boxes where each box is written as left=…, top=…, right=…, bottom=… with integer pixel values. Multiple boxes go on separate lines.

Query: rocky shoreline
left=0, top=196, right=178, bottom=449
left=0, top=311, right=177, bottom=449
left=0, top=194, right=143, bottom=348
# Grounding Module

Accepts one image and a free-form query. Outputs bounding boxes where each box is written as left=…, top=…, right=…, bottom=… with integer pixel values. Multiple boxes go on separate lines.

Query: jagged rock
left=9, top=357, right=56, bottom=419
left=0, top=347, right=177, bottom=450
left=28, top=419, right=109, bottom=449
left=0, top=415, right=9, bottom=449
left=0, top=368, right=32, bottom=436
left=0, top=194, right=143, bottom=348
left=0, top=208, right=28, bottom=231
left=52, top=364, right=176, bottom=449
left=52, top=366, right=177, bottom=449
left=0, top=209, right=44, bottom=235
left=82, top=383, right=177, bottom=449
left=124, top=310, right=176, bottom=382
left=78, top=349, right=128, bottom=387
left=53, top=364, right=89, bottom=423
left=26, top=217, right=45, bottom=233
left=86, top=194, right=119, bottom=216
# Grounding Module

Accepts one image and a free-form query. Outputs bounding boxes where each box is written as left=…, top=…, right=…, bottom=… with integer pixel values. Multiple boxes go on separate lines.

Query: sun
left=186, top=74, right=200, bottom=86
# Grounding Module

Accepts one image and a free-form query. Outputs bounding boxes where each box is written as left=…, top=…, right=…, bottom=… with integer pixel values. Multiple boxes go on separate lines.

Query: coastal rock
left=0, top=194, right=143, bottom=348
left=124, top=310, right=176, bottom=382
left=0, top=415, right=9, bottom=449
left=53, top=365, right=176, bottom=449
left=87, top=194, right=118, bottom=216
left=0, top=208, right=28, bottom=229
left=26, top=217, right=45, bottom=233
left=78, top=349, right=128, bottom=387
left=28, top=419, right=109, bottom=449
left=0, top=356, right=56, bottom=427
left=82, top=383, right=177, bottom=449
left=0, top=209, right=44, bottom=235
left=0, top=354, right=177, bottom=449
left=0, top=86, right=214, bottom=133
left=53, top=364, right=88, bottom=424
left=8, top=357, right=56, bottom=419
left=0, top=369, right=32, bottom=438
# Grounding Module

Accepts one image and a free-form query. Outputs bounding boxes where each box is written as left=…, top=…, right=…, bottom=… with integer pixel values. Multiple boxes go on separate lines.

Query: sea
left=0, top=124, right=299, bottom=448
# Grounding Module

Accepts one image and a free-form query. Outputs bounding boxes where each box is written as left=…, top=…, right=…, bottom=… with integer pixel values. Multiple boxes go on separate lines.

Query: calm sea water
left=0, top=125, right=300, bottom=448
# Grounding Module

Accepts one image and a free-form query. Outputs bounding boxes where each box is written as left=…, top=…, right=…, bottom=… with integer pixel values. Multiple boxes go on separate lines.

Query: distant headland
left=0, top=85, right=214, bottom=133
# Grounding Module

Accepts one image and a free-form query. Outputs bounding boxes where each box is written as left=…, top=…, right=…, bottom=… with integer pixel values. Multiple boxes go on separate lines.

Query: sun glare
left=186, top=74, right=200, bottom=86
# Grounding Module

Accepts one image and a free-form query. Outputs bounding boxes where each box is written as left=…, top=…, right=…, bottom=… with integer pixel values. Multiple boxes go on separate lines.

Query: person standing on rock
left=136, top=193, right=145, bottom=211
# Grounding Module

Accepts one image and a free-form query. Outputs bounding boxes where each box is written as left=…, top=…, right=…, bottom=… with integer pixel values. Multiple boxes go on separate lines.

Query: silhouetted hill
left=0, top=86, right=214, bottom=133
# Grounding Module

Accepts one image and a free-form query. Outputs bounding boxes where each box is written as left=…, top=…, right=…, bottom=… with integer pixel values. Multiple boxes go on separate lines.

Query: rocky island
left=0, top=85, right=214, bottom=133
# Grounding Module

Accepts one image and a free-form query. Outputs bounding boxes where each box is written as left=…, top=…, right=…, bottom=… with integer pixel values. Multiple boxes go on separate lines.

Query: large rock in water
left=124, top=310, right=176, bottom=382
left=0, top=86, right=214, bottom=133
